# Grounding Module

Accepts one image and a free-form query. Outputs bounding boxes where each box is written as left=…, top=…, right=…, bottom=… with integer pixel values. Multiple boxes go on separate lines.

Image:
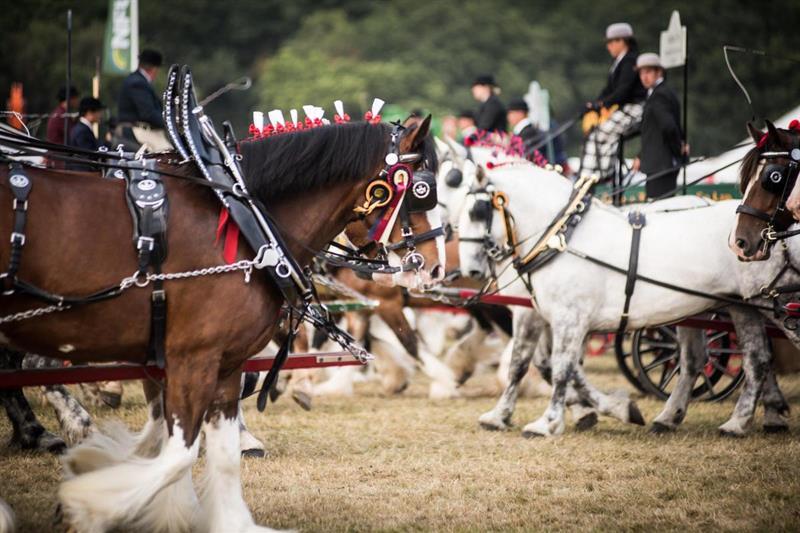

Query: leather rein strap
left=1, top=163, right=31, bottom=294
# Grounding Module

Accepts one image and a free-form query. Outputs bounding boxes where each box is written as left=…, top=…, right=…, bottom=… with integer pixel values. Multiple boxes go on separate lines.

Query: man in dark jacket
left=67, top=97, right=107, bottom=171
left=580, top=22, right=647, bottom=179
left=631, top=53, right=686, bottom=199
left=115, top=49, right=171, bottom=152
left=471, top=74, right=507, bottom=132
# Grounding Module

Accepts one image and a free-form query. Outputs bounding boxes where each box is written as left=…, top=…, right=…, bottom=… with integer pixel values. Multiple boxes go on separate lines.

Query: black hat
left=457, top=109, right=476, bottom=121
left=138, top=49, right=163, bottom=67
left=57, top=85, right=79, bottom=102
left=78, top=97, right=105, bottom=115
left=472, top=74, right=497, bottom=87
left=507, top=98, right=529, bottom=113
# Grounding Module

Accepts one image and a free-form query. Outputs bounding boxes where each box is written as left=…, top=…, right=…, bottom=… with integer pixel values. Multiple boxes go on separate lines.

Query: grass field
left=2, top=354, right=799, bottom=532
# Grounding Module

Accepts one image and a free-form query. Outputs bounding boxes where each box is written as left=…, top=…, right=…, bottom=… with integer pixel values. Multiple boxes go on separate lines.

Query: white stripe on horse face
left=425, top=207, right=447, bottom=272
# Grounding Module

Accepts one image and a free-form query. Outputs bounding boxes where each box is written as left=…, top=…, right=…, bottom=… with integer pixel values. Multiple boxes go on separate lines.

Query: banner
left=102, top=0, right=139, bottom=75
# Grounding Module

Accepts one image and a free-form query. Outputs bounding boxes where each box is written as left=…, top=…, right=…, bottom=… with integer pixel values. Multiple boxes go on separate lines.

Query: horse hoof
left=521, top=429, right=546, bottom=439
left=241, top=448, right=267, bottom=459
left=628, top=402, right=646, bottom=426
left=763, top=424, right=789, bottom=434
left=719, top=428, right=746, bottom=438
left=575, top=412, right=598, bottom=431
left=649, top=422, right=674, bottom=435
left=291, top=391, right=313, bottom=411
left=99, top=391, right=122, bottom=409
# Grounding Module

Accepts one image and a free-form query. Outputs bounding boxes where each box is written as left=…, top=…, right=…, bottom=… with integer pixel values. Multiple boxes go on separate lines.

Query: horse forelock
left=739, top=146, right=762, bottom=194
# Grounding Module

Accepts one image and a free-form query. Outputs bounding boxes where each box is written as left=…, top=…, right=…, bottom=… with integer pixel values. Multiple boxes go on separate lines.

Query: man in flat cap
left=471, top=74, right=507, bottom=133
left=115, top=48, right=171, bottom=152
left=580, top=22, right=646, bottom=179
left=631, top=53, right=687, bottom=198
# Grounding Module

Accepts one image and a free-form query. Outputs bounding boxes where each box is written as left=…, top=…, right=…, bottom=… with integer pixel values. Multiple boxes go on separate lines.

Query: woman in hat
left=471, top=74, right=507, bottom=133
left=631, top=52, right=687, bottom=198
left=580, top=22, right=647, bottom=179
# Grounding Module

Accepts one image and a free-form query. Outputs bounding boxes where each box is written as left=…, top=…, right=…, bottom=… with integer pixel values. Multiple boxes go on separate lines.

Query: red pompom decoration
left=789, top=119, right=800, bottom=132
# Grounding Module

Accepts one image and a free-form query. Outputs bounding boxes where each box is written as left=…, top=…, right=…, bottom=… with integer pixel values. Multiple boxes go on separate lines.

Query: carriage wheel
left=613, top=331, right=647, bottom=392
left=631, top=324, right=745, bottom=402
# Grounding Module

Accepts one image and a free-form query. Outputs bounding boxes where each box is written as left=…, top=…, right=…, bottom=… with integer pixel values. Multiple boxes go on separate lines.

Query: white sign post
left=660, top=11, right=687, bottom=69
left=660, top=10, right=689, bottom=191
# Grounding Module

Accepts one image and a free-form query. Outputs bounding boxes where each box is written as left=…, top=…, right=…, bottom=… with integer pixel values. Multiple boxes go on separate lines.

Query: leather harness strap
left=616, top=210, right=646, bottom=338
left=1, top=163, right=31, bottom=294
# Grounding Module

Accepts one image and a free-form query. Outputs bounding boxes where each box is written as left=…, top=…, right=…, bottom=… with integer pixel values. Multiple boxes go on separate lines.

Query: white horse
left=458, top=163, right=796, bottom=436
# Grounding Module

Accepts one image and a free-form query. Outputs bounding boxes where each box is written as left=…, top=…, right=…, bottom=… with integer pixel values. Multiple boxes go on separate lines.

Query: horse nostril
left=430, top=264, right=444, bottom=281
left=735, top=238, right=748, bottom=251
left=468, top=269, right=482, bottom=279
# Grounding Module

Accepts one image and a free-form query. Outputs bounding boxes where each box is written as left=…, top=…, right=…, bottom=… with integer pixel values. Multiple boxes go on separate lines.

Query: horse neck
left=493, top=167, right=574, bottom=234
left=267, top=181, right=363, bottom=264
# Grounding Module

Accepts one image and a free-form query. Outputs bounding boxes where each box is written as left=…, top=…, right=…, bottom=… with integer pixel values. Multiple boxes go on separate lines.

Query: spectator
left=471, top=74, right=507, bottom=133
left=46, top=85, right=80, bottom=145
left=67, top=97, right=107, bottom=171
left=507, top=98, right=572, bottom=174
left=457, top=110, right=477, bottom=142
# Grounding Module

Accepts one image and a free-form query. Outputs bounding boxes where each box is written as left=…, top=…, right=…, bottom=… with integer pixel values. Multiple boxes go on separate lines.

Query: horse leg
left=650, top=327, right=707, bottom=433
left=719, top=308, right=771, bottom=437
left=21, top=354, right=95, bottom=445
left=479, top=309, right=542, bottom=431
left=522, top=318, right=589, bottom=438
left=59, top=353, right=212, bottom=532
left=444, top=318, right=488, bottom=385
left=0, top=348, right=66, bottom=454
left=200, top=370, right=275, bottom=532
left=238, top=401, right=266, bottom=459
left=761, top=367, right=790, bottom=433
left=529, top=325, right=597, bottom=429
left=0, top=497, right=14, bottom=533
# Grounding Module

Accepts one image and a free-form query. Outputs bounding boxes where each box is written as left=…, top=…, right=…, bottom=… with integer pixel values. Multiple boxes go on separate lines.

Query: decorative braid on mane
left=464, top=130, right=548, bottom=168
left=239, top=122, right=390, bottom=200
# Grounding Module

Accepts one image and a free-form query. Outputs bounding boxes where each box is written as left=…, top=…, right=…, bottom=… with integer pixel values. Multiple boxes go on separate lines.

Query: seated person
left=67, top=97, right=108, bottom=171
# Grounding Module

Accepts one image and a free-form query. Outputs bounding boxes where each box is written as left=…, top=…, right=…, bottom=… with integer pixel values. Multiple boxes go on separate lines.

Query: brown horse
left=730, top=120, right=799, bottom=260
left=0, top=118, right=441, bottom=531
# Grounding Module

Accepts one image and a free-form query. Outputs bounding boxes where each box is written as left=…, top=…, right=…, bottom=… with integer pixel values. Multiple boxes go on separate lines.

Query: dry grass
left=2, top=355, right=800, bottom=532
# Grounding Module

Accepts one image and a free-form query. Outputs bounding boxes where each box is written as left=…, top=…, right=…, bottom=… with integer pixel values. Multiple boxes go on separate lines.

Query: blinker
left=760, top=164, right=788, bottom=194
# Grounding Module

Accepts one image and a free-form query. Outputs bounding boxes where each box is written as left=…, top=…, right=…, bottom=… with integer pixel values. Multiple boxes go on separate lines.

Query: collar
left=513, top=118, right=532, bottom=136
left=647, top=78, right=665, bottom=98
left=79, top=117, right=93, bottom=129
left=139, top=68, right=154, bottom=83
left=610, top=49, right=628, bottom=72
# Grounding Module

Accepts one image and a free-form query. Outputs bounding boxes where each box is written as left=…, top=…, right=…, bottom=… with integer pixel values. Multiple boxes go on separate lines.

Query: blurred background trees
left=3, top=0, right=800, bottom=155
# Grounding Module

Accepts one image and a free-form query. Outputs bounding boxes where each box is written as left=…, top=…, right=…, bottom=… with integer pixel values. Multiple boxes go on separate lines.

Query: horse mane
left=239, top=121, right=438, bottom=200
left=739, top=146, right=762, bottom=194
left=239, top=122, right=390, bottom=200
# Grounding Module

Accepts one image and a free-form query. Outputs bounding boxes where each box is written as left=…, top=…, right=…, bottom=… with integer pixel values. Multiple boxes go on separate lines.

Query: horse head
left=730, top=120, right=800, bottom=261
left=343, top=115, right=447, bottom=290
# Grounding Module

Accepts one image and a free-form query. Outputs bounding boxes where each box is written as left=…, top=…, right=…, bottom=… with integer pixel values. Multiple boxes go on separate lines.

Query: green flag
left=102, top=0, right=139, bottom=75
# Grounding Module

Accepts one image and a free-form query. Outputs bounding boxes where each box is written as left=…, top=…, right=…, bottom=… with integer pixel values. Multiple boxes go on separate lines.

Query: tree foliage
left=3, top=0, right=800, bottom=154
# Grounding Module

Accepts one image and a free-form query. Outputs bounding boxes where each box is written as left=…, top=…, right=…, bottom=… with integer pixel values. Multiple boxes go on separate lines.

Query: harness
left=735, top=142, right=800, bottom=249
left=0, top=64, right=442, bottom=409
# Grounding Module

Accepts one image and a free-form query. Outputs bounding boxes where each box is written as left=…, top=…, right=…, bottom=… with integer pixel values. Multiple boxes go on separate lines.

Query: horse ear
left=766, top=119, right=779, bottom=139
left=400, top=114, right=432, bottom=153
left=746, top=121, right=763, bottom=144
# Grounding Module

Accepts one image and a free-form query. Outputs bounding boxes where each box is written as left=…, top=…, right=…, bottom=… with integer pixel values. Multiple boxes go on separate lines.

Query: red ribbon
left=215, top=208, right=240, bottom=264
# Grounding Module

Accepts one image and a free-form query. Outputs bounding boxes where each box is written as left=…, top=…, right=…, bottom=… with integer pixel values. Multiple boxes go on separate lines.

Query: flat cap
left=605, top=22, right=634, bottom=40
left=635, top=52, right=663, bottom=70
